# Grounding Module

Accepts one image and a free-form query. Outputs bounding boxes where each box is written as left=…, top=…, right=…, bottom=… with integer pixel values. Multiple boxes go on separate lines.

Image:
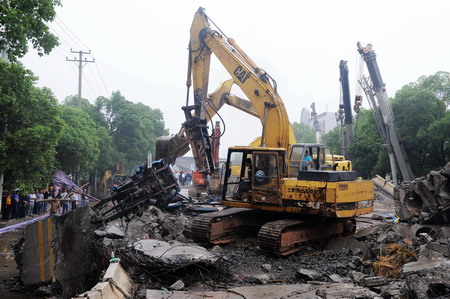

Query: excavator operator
left=236, top=158, right=252, bottom=198
left=302, top=150, right=314, bottom=171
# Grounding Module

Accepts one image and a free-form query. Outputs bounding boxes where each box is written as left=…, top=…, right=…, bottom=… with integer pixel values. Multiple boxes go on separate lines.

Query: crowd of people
left=176, top=170, right=193, bottom=186
left=1, top=186, right=87, bottom=220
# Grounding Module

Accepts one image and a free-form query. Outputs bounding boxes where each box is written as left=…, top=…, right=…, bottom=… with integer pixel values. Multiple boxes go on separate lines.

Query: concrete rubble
left=403, top=259, right=450, bottom=298
left=74, top=262, right=134, bottom=299
left=146, top=283, right=379, bottom=299
left=132, top=239, right=217, bottom=265
left=395, top=162, right=450, bottom=224
left=4, top=183, right=450, bottom=298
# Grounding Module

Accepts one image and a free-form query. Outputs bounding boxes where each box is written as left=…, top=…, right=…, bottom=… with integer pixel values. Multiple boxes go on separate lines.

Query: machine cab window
left=253, top=153, right=279, bottom=188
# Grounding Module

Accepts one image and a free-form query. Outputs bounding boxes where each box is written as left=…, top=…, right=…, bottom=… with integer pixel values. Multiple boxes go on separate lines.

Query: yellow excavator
left=157, top=8, right=373, bottom=255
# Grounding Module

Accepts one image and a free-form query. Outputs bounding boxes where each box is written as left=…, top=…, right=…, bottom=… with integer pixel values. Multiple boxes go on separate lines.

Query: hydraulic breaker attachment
left=155, top=131, right=190, bottom=165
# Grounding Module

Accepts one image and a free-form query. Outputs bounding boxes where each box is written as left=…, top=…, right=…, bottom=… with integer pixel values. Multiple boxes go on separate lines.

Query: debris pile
left=121, top=206, right=193, bottom=243
left=395, top=162, right=450, bottom=224
left=4, top=184, right=450, bottom=298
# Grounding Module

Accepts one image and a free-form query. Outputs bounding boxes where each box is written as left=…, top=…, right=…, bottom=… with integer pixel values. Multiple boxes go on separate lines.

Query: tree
left=392, top=86, right=446, bottom=174
left=95, top=91, right=169, bottom=168
left=424, top=112, right=450, bottom=168
left=63, top=95, right=108, bottom=128
left=0, top=0, right=61, bottom=60
left=350, top=109, right=384, bottom=178
left=56, top=106, right=100, bottom=181
left=0, top=61, right=62, bottom=191
left=350, top=72, right=449, bottom=179
left=323, top=127, right=341, bottom=155
left=291, top=122, right=316, bottom=143
left=408, top=71, right=450, bottom=107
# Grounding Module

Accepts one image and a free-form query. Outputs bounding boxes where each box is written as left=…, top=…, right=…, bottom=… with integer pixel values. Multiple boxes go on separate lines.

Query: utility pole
left=66, top=50, right=95, bottom=107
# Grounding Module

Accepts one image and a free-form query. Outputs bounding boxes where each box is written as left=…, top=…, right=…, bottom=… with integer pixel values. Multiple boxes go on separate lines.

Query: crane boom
left=357, top=42, right=414, bottom=183
left=339, top=60, right=354, bottom=155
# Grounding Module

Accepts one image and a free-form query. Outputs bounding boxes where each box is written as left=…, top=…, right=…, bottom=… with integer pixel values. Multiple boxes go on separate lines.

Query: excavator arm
left=188, top=8, right=292, bottom=149
left=156, top=7, right=295, bottom=174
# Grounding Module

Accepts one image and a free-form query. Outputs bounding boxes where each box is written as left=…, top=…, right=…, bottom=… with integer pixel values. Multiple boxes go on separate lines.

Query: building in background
left=300, top=107, right=337, bottom=134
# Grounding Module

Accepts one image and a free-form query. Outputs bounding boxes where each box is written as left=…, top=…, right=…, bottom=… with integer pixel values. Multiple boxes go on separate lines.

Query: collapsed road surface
left=2, top=191, right=449, bottom=298
left=1, top=164, right=450, bottom=298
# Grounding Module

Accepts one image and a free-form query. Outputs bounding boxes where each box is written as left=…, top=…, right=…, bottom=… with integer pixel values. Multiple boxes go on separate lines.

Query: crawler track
left=192, top=208, right=261, bottom=243
left=193, top=208, right=356, bottom=255
left=258, top=218, right=356, bottom=256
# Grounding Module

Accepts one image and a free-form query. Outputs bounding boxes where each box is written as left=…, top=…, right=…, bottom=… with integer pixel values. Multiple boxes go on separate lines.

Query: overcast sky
left=21, top=0, right=450, bottom=157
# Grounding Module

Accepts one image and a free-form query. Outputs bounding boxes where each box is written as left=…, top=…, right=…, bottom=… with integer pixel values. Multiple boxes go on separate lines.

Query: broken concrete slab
left=261, top=263, right=271, bottom=272
left=373, top=175, right=395, bottom=197
left=233, top=272, right=295, bottom=284
left=132, top=239, right=217, bottom=265
left=418, top=245, right=446, bottom=261
left=390, top=223, right=415, bottom=240
left=425, top=241, right=450, bottom=257
left=353, top=223, right=391, bottom=240
left=326, top=236, right=372, bottom=260
left=379, top=281, right=408, bottom=298
left=296, top=268, right=323, bottom=281
left=360, top=276, right=393, bottom=287
left=403, top=259, right=450, bottom=298
left=349, top=270, right=367, bottom=283
left=146, top=283, right=378, bottom=299
left=169, top=279, right=185, bottom=291
left=74, top=262, right=133, bottom=299
left=105, top=224, right=125, bottom=239
left=329, top=273, right=351, bottom=283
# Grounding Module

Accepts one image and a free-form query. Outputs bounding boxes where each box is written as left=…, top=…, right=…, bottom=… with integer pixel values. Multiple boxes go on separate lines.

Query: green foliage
left=56, top=106, right=100, bottom=176
left=323, top=127, right=341, bottom=155
left=407, top=71, right=450, bottom=106
left=424, top=112, right=450, bottom=169
left=351, top=72, right=449, bottom=179
left=291, top=122, right=316, bottom=143
left=350, top=109, right=383, bottom=178
left=96, top=91, right=169, bottom=168
left=392, top=87, right=446, bottom=174
left=0, top=0, right=61, bottom=60
left=0, top=61, right=62, bottom=191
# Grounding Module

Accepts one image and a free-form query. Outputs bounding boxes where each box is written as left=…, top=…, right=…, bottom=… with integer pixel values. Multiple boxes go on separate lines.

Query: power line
left=55, top=15, right=90, bottom=50
left=87, top=63, right=105, bottom=97
left=53, top=47, right=69, bottom=58
left=54, top=19, right=85, bottom=50
left=48, top=24, right=74, bottom=49
left=51, top=17, right=111, bottom=99
left=94, top=62, right=110, bottom=96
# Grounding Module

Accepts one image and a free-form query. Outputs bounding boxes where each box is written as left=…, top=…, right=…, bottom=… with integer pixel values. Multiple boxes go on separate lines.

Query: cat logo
left=234, top=66, right=250, bottom=84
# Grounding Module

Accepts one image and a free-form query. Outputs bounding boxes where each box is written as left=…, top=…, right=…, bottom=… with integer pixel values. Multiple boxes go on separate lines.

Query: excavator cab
left=287, top=144, right=327, bottom=176
left=223, top=147, right=284, bottom=206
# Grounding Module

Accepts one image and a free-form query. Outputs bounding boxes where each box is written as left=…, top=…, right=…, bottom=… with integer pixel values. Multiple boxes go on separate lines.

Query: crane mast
left=338, top=60, right=354, bottom=157
left=357, top=42, right=414, bottom=184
